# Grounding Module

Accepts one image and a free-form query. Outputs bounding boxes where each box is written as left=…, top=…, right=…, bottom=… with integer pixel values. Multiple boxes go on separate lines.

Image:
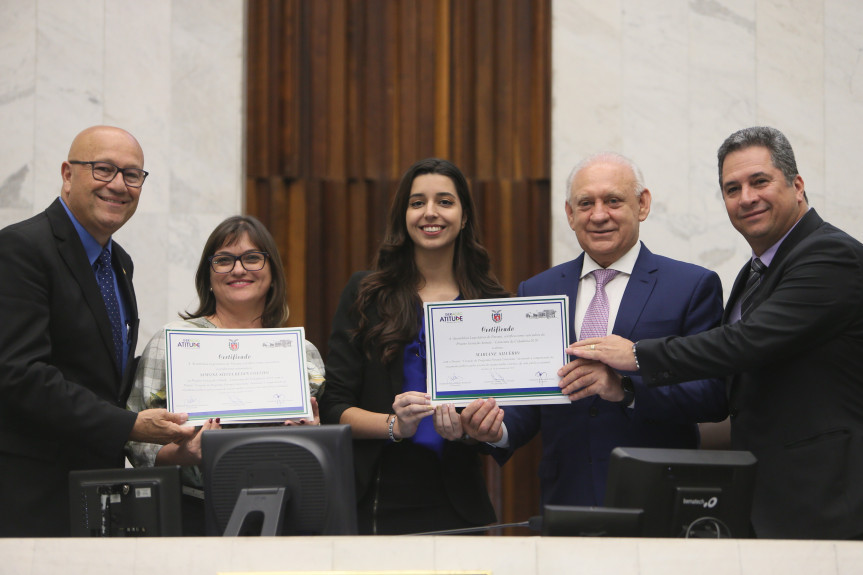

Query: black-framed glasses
left=69, top=160, right=149, bottom=188
left=208, top=251, right=269, bottom=273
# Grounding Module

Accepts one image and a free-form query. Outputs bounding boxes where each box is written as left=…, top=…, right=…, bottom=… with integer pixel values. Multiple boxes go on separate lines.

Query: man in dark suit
left=569, top=127, right=863, bottom=539
left=0, top=126, right=194, bottom=536
left=462, top=153, right=727, bottom=507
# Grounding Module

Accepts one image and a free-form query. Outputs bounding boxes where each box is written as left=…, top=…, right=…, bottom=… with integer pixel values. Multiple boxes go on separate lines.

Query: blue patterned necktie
left=95, top=247, right=123, bottom=370
left=580, top=268, right=619, bottom=340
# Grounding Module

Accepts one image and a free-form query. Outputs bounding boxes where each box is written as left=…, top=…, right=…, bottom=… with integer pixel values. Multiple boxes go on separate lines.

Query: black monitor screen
left=604, top=447, right=757, bottom=538
left=69, top=466, right=183, bottom=537
left=202, top=424, right=357, bottom=536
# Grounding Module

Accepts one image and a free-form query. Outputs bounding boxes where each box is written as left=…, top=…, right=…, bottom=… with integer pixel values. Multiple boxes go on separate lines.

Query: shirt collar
left=752, top=206, right=810, bottom=268
left=580, top=242, right=642, bottom=279
left=59, top=196, right=112, bottom=267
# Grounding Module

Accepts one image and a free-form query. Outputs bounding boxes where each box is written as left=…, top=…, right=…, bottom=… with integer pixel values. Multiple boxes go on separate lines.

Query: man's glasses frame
left=69, top=160, right=149, bottom=188
left=208, top=251, right=270, bottom=274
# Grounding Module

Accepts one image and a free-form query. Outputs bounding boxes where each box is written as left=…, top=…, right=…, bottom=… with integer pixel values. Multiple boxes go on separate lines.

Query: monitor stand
left=223, top=487, right=288, bottom=536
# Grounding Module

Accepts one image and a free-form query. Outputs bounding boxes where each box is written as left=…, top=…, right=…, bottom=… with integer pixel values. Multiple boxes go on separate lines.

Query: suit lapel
left=552, top=255, right=585, bottom=343
left=723, top=261, right=751, bottom=324
left=769, top=209, right=822, bottom=270
left=46, top=200, right=120, bottom=375
left=724, top=209, right=823, bottom=324
left=613, top=244, right=657, bottom=339
left=555, top=248, right=658, bottom=341
left=114, top=247, right=137, bottom=326
left=113, top=244, right=139, bottom=396
left=389, top=347, right=406, bottom=396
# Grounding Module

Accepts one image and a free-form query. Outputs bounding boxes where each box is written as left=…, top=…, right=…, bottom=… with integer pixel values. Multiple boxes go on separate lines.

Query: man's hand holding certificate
left=424, top=296, right=570, bottom=406
left=165, top=327, right=314, bottom=425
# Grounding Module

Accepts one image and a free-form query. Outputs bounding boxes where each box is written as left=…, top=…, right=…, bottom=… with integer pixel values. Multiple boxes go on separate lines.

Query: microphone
left=406, top=516, right=542, bottom=536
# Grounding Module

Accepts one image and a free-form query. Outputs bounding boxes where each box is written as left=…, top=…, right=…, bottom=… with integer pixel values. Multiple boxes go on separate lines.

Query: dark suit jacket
left=499, top=243, right=728, bottom=508
left=319, top=271, right=496, bottom=530
left=0, top=199, right=139, bottom=536
left=638, top=210, right=863, bottom=539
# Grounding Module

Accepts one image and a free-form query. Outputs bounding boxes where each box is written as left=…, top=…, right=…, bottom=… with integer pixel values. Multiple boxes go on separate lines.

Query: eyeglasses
left=69, top=160, right=149, bottom=188
left=208, top=251, right=269, bottom=273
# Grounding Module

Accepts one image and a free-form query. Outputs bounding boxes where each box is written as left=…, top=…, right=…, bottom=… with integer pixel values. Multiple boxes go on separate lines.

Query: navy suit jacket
left=0, top=199, right=139, bottom=536
left=498, top=243, right=727, bottom=508
left=639, top=210, right=863, bottom=539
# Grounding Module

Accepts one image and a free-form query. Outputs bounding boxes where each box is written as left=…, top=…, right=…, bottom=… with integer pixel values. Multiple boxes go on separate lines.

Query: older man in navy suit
left=0, top=126, right=194, bottom=536
left=462, top=152, right=727, bottom=508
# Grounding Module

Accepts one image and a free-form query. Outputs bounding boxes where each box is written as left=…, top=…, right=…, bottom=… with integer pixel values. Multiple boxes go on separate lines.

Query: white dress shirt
left=490, top=243, right=642, bottom=447
left=574, top=243, right=641, bottom=340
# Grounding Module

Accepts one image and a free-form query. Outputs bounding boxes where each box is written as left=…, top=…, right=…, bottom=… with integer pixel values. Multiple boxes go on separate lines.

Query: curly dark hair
left=182, top=215, right=289, bottom=328
left=354, top=158, right=509, bottom=365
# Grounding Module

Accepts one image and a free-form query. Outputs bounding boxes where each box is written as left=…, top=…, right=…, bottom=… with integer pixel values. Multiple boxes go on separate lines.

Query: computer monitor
left=201, top=424, right=357, bottom=536
left=541, top=505, right=643, bottom=537
left=69, top=466, right=183, bottom=536
left=604, top=447, right=757, bottom=538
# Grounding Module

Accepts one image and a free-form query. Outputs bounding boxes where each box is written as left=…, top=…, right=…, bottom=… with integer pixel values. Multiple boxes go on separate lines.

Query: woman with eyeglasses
left=126, top=215, right=324, bottom=533
left=319, top=158, right=510, bottom=535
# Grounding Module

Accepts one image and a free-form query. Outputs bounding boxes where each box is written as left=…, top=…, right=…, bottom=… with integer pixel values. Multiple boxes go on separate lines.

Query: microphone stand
left=406, top=516, right=543, bottom=536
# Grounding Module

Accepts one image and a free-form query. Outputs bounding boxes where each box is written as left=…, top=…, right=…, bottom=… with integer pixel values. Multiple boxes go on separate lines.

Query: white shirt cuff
left=486, top=423, right=510, bottom=448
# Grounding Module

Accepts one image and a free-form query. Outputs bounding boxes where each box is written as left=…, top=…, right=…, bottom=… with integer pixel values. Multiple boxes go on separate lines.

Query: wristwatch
left=617, top=375, right=635, bottom=407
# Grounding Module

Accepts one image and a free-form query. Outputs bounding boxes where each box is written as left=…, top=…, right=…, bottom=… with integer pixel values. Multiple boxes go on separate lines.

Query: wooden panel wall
left=246, top=0, right=551, bottom=534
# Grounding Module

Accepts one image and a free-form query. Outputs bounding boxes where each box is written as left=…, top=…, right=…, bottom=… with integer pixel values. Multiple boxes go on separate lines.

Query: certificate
left=165, top=328, right=313, bottom=425
left=424, top=296, right=570, bottom=406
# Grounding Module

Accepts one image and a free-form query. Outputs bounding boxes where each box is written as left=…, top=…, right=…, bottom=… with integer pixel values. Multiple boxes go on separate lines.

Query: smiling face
left=720, top=145, right=807, bottom=255
left=209, top=232, right=272, bottom=315
left=405, top=173, right=466, bottom=255
left=61, top=126, right=144, bottom=245
left=566, top=161, right=651, bottom=268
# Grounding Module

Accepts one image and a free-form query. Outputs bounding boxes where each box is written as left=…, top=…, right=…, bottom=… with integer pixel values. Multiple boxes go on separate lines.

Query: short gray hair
left=717, top=126, right=798, bottom=187
left=565, top=152, right=646, bottom=205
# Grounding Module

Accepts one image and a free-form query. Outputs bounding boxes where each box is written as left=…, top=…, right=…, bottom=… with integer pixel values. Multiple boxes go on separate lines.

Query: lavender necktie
left=580, top=268, right=619, bottom=340
left=95, top=247, right=123, bottom=370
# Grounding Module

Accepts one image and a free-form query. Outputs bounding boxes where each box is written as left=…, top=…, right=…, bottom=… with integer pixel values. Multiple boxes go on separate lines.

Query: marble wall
left=2, top=1, right=862, bottom=352
left=552, top=0, right=863, bottom=297
left=0, top=1, right=245, bottom=350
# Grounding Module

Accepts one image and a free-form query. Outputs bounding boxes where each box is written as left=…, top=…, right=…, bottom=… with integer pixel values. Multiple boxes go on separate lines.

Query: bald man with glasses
left=0, top=126, right=194, bottom=536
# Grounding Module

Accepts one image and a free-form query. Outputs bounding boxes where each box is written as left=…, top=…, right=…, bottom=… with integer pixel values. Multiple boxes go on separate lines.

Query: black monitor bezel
left=68, top=465, right=183, bottom=537
left=201, top=424, right=357, bottom=536
left=604, top=446, right=757, bottom=538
